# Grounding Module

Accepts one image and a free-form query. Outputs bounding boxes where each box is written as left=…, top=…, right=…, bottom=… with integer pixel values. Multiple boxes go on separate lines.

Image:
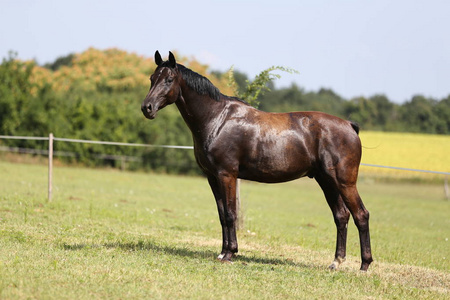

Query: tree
left=344, top=97, right=376, bottom=128
left=43, top=53, right=75, bottom=71
left=433, top=96, right=450, bottom=134
left=1, top=48, right=449, bottom=174
left=0, top=51, right=35, bottom=136
left=368, top=95, right=395, bottom=129
left=212, top=68, right=249, bottom=94
left=400, top=95, right=441, bottom=133
left=258, top=83, right=305, bottom=112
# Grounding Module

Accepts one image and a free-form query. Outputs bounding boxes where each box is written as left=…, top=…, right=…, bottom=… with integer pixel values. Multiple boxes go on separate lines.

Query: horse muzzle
left=141, top=103, right=158, bottom=119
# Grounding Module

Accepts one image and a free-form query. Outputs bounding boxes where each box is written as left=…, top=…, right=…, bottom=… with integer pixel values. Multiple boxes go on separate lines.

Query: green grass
left=0, top=160, right=449, bottom=299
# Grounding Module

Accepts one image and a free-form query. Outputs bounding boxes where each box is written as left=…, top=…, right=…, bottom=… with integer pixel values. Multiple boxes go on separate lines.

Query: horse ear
left=168, top=51, right=176, bottom=68
left=155, top=51, right=163, bottom=66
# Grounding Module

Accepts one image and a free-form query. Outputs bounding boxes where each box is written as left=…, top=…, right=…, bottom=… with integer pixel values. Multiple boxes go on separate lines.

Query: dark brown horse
left=141, top=51, right=373, bottom=271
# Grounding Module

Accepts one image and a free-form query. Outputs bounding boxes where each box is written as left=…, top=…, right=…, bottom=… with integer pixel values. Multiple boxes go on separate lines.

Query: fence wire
left=1, top=134, right=449, bottom=176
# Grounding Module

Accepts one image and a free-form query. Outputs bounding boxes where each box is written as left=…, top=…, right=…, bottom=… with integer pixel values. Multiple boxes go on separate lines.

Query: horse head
left=141, top=51, right=181, bottom=119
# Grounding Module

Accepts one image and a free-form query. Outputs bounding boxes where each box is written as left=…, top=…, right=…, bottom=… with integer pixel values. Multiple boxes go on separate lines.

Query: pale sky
left=1, top=0, right=449, bottom=103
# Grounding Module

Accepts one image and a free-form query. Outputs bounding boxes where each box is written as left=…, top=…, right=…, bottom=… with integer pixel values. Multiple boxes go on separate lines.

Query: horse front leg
left=207, top=176, right=229, bottom=260
left=216, top=172, right=239, bottom=262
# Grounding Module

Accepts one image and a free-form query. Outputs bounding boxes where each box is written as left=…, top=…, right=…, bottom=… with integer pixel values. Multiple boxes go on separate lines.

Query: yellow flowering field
left=359, top=131, right=449, bottom=180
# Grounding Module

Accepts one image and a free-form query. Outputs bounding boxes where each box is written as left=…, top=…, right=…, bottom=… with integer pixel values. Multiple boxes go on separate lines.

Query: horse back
left=230, top=108, right=361, bottom=182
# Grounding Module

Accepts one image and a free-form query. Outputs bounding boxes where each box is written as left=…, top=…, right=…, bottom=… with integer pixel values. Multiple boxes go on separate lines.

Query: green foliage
left=43, top=53, right=75, bottom=71
left=0, top=49, right=449, bottom=173
left=227, top=65, right=299, bottom=108
left=0, top=52, right=35, bottom=136
left=258, top=87, right=450, bottom=134
left=399, top=95, right=449, bottom=134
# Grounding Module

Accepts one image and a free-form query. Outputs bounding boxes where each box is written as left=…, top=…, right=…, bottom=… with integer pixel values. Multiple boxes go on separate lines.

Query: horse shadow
left=61, top=239, right=315, bottom=269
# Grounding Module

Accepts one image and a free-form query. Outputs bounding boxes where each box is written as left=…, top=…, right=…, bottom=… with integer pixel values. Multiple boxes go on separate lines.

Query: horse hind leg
left=315, top=174, right=351, bottom=270
left=338, top=184, right=373, bottom=271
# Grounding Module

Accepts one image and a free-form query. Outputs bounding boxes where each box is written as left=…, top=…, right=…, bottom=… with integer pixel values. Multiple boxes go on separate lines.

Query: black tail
left=350, top=121, right=360, bottom=135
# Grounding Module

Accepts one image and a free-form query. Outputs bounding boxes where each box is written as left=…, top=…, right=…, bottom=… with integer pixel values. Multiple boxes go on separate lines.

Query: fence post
left=121, top=156, right=125, bottom=171
left=48, top=133, right=53, bottom=202
left=236, top=179, right=243, bottom=230
left=445, top=175, right=449, bottom=201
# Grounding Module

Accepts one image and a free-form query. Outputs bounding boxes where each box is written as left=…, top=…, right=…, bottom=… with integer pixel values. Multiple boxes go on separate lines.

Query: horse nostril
left=141, top=103, right=152, bottom=113
left=141, top=102, right=157, bottom=119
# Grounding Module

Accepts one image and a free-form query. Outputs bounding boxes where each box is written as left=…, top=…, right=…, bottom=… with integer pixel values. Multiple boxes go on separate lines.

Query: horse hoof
left=328, top=263, right=337, bottom=270
left=329, top=257, right=345, bottom=270
left=217, top=252, right=234, bottom=263
left=360, top=264, right=370, bottom=272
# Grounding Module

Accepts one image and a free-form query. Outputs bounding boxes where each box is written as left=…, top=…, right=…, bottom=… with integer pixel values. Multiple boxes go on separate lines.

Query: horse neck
left=175, top=82, right=226, bottom=135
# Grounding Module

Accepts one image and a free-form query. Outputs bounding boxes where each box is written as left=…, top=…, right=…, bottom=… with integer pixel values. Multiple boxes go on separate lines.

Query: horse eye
left=167, top=77, right=174, bottom=83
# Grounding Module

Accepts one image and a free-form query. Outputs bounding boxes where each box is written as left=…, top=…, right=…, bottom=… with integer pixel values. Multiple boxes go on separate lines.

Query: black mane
left=175, top=64, right=249, bottom=105
left=157, top=61, right=249, bottom=104
left=177, top=64, right=221, bottom=101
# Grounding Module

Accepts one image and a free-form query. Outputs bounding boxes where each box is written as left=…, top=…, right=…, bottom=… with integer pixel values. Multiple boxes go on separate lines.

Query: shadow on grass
left=61, top=240, right=314, bottom=268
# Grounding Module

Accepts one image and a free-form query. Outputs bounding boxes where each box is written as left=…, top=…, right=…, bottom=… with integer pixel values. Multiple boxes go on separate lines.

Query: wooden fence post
left=445, top=175, right=449, bottom=201
left=48, top=133, right=53, bottom=202
left=236, top=178, right=243, bottom=230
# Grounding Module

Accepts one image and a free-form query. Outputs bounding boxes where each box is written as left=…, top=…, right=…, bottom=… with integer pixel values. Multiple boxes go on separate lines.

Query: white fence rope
left=1, top=134, right=448, bottom=175
left=360, top=163, right=450, bottom=176
left=53, top=137, right=194, bottom=149
left=1, top=134, right=449, bottom=202
left=0, top=135, right=50, bottom=141
left=0, top=135, right=194, bottom=149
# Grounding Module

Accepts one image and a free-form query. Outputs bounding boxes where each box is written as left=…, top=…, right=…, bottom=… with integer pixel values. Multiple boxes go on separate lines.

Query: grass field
left=0, top=160, right=449, bottom=299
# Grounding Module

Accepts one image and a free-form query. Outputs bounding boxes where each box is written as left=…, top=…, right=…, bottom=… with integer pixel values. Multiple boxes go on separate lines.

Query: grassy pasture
left=0, top=160, right=449, bottom=299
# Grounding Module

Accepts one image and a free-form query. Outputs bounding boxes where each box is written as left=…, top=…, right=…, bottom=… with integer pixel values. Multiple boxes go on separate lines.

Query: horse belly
left=238, top=141, right=313, bottom=183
